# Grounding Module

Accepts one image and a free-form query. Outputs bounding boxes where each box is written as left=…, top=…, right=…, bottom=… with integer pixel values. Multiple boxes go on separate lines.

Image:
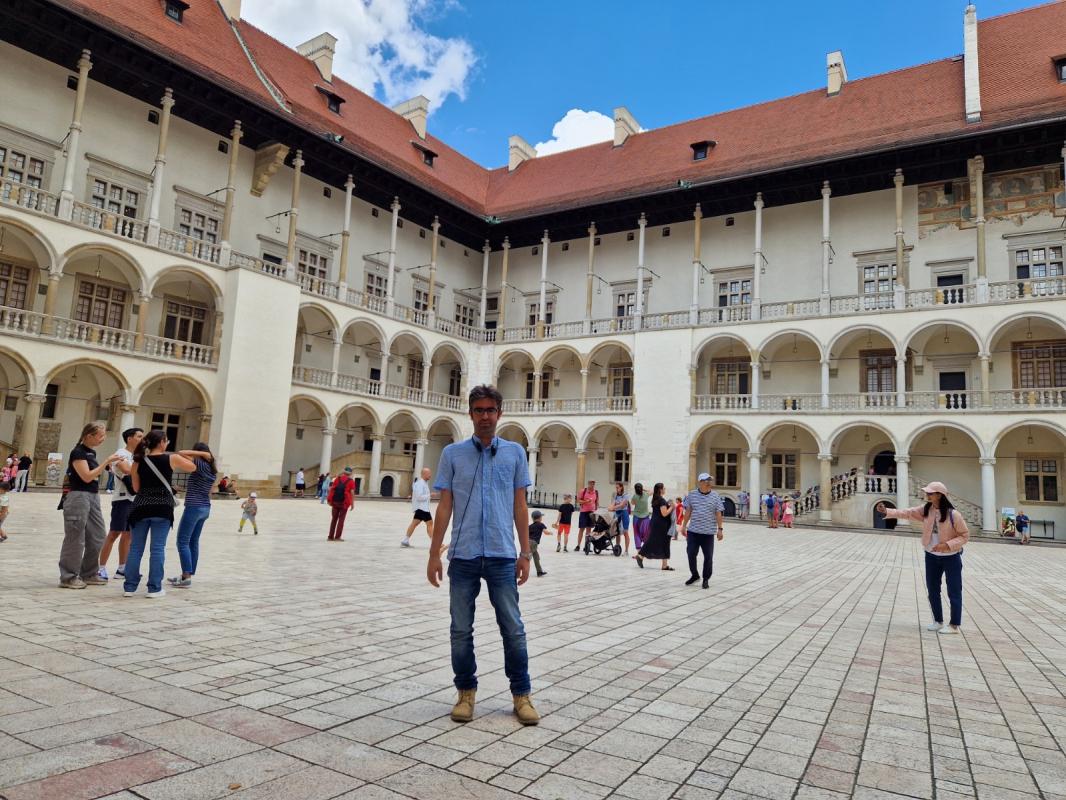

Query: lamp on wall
left=864, top=427, right=870, bottom=442
left=94, top=255, right=102, bottom=279
left=0, top=225, right=6, bottom=253
left=1027, top=426, right=1034, bottom=445
left=942, top=326, right=950, bottom=345
left=940, top=427, right=948, bottom=446
left=70, top=367, right=79, bottom=385
left=791, top=425, right=798, bottom=443
left=792, top=335, right=798, bottom=354
left=1026, top=319, right=1033, bottom=340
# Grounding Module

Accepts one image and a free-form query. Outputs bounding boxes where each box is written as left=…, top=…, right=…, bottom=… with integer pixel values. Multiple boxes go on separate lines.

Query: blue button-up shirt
left=434, top=435, right=531, bottom=561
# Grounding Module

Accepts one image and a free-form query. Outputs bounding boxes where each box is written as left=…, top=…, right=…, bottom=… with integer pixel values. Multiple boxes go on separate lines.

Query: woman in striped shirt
left=170, top=442, right=218, bottom=588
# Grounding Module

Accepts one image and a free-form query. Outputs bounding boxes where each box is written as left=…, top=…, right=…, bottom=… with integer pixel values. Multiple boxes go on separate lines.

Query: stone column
left=386, top=197, right=400, bottom=315
left=980, top=456, right=997, bottom=533
left=896, top=355, right=907, bottom=408
left=331, top=338, right=342, bottom=387
left=479, top=241, right=490, bottom=327
left=974, top=156, right=986, bottom=279
left=750, top=350, right=760, bottom=410
left=420, top=361, right=431, bottom=402
left=894, top=169, right=907, bottom=296
left=368, top=434, right=383, bottom=496
left=427, top=216, right=440, bottom=324
left=320, top=427, right=335, bottom=477
left=285, top=149, right=304, bottom=279
left=413, top=434, right=427, bottom=476
left=59, top=49, right=93, bottom=220
left=580, top=368, right=589, bottom=412
left=585, top=222, right=596, bottom=335
left=690, top=203, right=703, bottom=325
left=537, top=229, right=549, bottom=338
left=198, top=413, right=212, bottom=444
left=752, top=193, right=764, bottom=320
left=119, top=404, right=138, bottom=433
left=499, top=237, right=511, bottom=328
left=634, top=213, right=647, bottom=326
left=820, top=181, right=832, bottom=313
left=42, top=271, right=62, bottom=335
left=527, top=446, right=538, bottom=488
left=19, top=394, right=45, bottom=483
left=575, top=448, right=587, bottom=494
left=747, top=452, right=762, bottom=508
left=146, top=88, right=175, bottom=246
left=688, top=448, right=697, bottom=490
left=819, top=454, right=833, bottom=522
left=979, top=352, right=991, bottom=407
left=895, top=455, right=910, bottom=527
left=338, top=175, right=353, bottom=288
left=820, top=358, right=830, bottom=409
left=134, top=291, right=151, bottom=350
left=532, top=370, right=542, bottom=410
left=220, top=120, right=243, bottom=259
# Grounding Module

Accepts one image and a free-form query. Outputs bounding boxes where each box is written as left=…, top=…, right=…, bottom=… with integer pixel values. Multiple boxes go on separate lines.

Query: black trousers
left=687, top=532, right=715, bottom=581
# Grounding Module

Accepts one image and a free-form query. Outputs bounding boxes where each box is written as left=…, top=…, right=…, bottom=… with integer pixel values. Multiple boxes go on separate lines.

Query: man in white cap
left=680, top=472, right=725, bottom=588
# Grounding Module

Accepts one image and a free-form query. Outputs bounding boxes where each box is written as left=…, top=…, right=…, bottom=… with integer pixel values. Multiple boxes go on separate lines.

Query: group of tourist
left=57, top=423, right=218, bottom=597
left=3, top=452, right=33, bottom=492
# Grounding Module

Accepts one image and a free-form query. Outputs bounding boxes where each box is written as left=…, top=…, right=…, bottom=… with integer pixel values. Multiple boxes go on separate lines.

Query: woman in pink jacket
left=877, top=481, right=969, bottom=635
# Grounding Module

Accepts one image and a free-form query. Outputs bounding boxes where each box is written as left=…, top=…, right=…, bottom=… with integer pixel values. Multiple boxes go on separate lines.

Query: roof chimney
left=393, top=96, right=430, bottom=139
left=613, top=107, right=640, bottom=147
left=827, top=50, right=848, bottom=96
left=218, top=0, right=241, bottom=21
left=296, top=32, right=338, bottom=83
left=964, top=4, right=982, bottom=122
left=508, top=135, right=536, bottom=171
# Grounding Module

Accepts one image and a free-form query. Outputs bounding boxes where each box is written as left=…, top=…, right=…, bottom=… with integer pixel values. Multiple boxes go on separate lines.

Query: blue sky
left=244, top=0, right=1043, bottom=168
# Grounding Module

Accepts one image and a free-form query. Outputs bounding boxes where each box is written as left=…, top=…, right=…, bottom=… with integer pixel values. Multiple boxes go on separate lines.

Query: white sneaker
left=926, top=621, right=943, bottom=631
left=122, top=591, right=136, bottom=597
left=146, top=589, right=166, bottom=599
left=938, top=625, right=960, bottom=635
left=98, top=566, right=109, bottom=580
left=400, top=538, right=411, bottom=547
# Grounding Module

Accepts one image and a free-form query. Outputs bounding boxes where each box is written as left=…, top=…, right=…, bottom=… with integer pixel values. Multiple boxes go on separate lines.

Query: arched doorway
left=380, top=475, right=394, bottom=497
left=873, top=501, right=897, bottom=530
left=723, top=497, right=737, bottom=518
left=871, top=450, right=895, bottom=476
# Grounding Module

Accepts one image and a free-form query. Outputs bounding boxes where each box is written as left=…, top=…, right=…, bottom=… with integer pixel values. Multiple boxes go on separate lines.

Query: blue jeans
left=925, top=551, right=963, bottom=627
left=124, top=517, right=171, bottom=593
left=448, top=557, right=530, bottom=696
left=176, top=505, right=211, bottom=575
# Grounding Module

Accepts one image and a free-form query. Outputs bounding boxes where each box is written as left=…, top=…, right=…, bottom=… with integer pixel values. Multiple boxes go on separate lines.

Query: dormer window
left=411, top=141, right=438, bottom=167
left=690, top=140, right=716, bottom=161
left=315, top=86, right=345, bottom=114
left=164, top=0, right=188, bottom=22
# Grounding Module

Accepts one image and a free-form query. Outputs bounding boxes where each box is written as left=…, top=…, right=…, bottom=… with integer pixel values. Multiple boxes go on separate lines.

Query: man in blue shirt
left=428, top=385, right=539, bottom=726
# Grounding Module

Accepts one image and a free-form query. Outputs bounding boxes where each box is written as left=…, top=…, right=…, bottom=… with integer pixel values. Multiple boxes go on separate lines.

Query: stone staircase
left=909, top=473, right=982, bottom=527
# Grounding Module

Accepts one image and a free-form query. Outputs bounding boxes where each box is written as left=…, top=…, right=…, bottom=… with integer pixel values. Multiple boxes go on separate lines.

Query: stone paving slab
left=1, top=494, right=1065, bottom=799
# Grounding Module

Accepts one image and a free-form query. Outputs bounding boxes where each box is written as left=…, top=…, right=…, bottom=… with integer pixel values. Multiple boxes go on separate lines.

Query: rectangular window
left=448, top=368, right=462, bottom=397
left=365, top=268, right=387, bottom=298
left=455, top=300, right=478, bottom=327
left=151, top=412, right=181, bottom=451
left=177, top=208, right=220, bottom=243
left=0, top=146, right=45, bottom=188
left=712, top=359, right=751, bottom=395
left=861, top=350, right=895, bottom=394
left=90, top=178, right=139, bottom=218
left=1022, top=456, right=1059, bottom=503
left=861, top=262, right=897, bottom=308
left=1014, top=341, right=1066, bottom=389
left=524, top=371, right=550, bottom=400
left=770, top=452, right=798, bottom=491
left=717, top=278, right=751, bottom=307
left=0, top=262, right=31, bottom=309
left=413, top=286, right=439, bottom=313
left=610, top=366, right=633, bottom=397
left=41, top=383, right=59, bottom=420
left=298, top=248, right=328, bottom=280
left=1013, top=246, right=1064, bottom=280
left=613, top=450, right=631, bottom=483
left=162, top=299, right=207, bottom=344
left=406, top=360, right=424, bottom=390
left=714, top=451, right=739, bottom=488
left=527, top=298, right=554, bottom=326
left=73, top=278, right=126, bottom=328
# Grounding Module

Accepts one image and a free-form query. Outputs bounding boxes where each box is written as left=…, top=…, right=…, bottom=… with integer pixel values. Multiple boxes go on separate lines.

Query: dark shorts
left=295, top=483, right=305, bottom=490
left=413, top=509, right=432, bottom=522
left=109, top=499, right=131, bottom=533
left=579, top=511, right=595, bottom=528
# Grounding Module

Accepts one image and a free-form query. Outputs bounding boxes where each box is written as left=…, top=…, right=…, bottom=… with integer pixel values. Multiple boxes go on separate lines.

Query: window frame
left=859, top=349, right=897, bottom=394
left=710, top=358, right=751, bottom=396
left=713, top=450, right=741, bottom=489
left=1018, top=452, right=1062, bottom=505
left=769, top=450, right=800, bottom=491
left=0, top=123, right=59, bottom=193
left=1012, top=340, right=1066, bottom=389
left=160, top=294, right=210, bottom=344
left=84, top=154, right=150, bottom=220
left=71, top=275, right=129, bottom=329
left=613, top=449, right=631, bottom=483
left=0, top=260, right=33, bottom=310
left=713, top=267, right=754, bottom=307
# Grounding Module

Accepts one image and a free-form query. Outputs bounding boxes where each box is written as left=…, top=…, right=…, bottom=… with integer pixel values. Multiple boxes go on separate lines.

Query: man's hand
left=516, top=556, right=530, bottom=586
left=427, top=554, right=443, bottom=587
left=717, top=531, right=724, bottom=542
left=680, top=526, right=687, bottom=538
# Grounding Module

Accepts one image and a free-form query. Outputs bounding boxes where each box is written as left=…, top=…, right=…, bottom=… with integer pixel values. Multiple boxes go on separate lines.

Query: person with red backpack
left=327, top=466, right=356, bottom=541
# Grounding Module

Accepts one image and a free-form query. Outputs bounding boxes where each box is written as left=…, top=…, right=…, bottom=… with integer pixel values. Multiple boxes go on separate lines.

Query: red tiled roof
left=47, top=0, right=1066, bottom=220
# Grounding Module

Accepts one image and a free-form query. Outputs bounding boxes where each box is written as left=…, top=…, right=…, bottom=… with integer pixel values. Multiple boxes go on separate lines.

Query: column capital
left=818, top=453, right=834, bottom=462
left=575, top=448, right=587, bottom=456
left=198, top=412, right=212, bottom=423
left=431, top=216, right=440, bottom=233
left=580, top=368, right=588, bottom=375
left=390, top=196, right=401, bottom=212
left=754, top=191, right=764, bottom=209
left=482, top=240, right=491, bottom=253
left=120, top=403, right=138, bottom=413
left=23, top=393, right=47, bottom=404
left=527, top=446, right=539, bottom=454
left=293, top=149, right=304, bottom=169
left=532, top=370, right=542, bottom=377
left=230, top=119, right=243, bottom=140
left=637, top=212, right=647, bottom=228
left=747, top=451, right=763, bottom=461
left=77, top=49, right=93, bottom=71
left=160, top=87, right=175, bottom=108
left=138, top=291, right=152, bottom=305
left=895, top=455, right=911, bottom=464
left=821, top=180, right=831, bottom=196
left=48, top=269, right=63, bottom=282
left=893, top=167, right=904, bottom=186
left=502, top=236, right=511, bottom=250
left=978, top=351, right=991, bottom=360
left=895, top=355, right=906, bottom=364
left=693, top=202, right=702, bottom=221
left=588, top=221, right=596, bottom=236
left=979, top=457, right=996, bottom=466
left=369, top=433, right=384, bottom=442
left=541, top=229, right=550, bottom=244
left=344, top=174, right=354, bottom=191
left=321, top=427, right=337, bottom=437
left=973, top=154, right=985, bottom=172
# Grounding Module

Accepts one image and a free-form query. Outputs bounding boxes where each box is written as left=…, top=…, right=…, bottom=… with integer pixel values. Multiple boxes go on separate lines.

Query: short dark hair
left=122, top=427, right=143, bottom=445
left=468, top=384, right=503, bottom=412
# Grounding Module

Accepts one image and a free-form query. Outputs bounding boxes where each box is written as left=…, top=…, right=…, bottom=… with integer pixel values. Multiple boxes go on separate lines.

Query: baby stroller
left=583, top=513, right=623, bottom=556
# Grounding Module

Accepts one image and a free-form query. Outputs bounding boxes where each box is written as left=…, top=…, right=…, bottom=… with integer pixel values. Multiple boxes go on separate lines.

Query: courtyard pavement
left=1, top=493, right=1065, bottom=800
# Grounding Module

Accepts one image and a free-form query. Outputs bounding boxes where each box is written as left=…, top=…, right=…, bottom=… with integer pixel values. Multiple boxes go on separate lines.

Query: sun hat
left=697, top=472, right=712, bottom=482
left=921, top=481, right=948, bottom=495
left=250, top=491, right=258, bottom=498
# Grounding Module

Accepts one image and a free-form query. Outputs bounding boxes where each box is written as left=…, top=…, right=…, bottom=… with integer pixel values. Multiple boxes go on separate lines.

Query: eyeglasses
left=470, top=407, right=499, bottom=416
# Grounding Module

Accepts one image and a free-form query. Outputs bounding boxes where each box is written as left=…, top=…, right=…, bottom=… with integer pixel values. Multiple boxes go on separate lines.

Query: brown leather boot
left=513, top=694, right=540, bottom=726
left=450, top=689, right=476, bottom=722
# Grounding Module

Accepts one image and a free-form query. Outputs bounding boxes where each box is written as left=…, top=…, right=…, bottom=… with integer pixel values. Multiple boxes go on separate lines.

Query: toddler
left=0, top=481, right=10, bottom=541
left=239, top=492, right=259, bottom=534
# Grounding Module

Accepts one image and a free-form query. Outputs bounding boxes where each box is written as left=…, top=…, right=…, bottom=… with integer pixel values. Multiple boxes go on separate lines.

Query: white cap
left=250, top=491, right=258, bottom=498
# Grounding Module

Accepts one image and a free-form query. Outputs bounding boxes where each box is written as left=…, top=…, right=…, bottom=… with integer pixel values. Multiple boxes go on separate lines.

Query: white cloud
left=534, top=109, right=615, bottom=156
left=242, top=0, right=477, bottom=113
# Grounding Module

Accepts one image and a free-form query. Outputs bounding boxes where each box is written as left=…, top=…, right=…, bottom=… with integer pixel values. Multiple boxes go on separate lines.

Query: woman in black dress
left=636, top=482, right=674, bottom=570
